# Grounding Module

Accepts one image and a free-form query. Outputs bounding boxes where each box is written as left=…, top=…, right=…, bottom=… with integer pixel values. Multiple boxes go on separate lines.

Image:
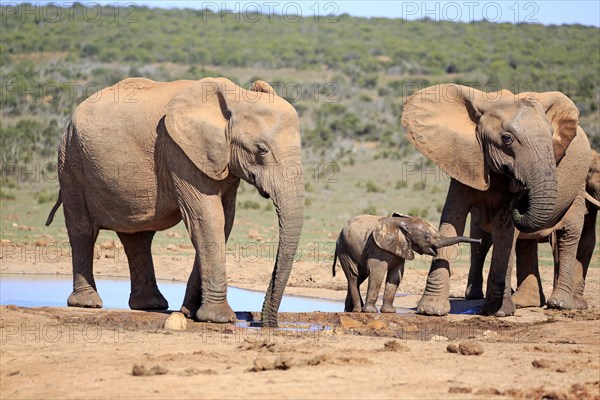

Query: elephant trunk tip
left=437, top=235, right=482, bottom=248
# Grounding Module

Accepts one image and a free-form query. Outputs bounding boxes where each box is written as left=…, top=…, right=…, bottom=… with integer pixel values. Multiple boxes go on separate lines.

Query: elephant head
left=373, top=213, right=481, bottom=259
left=164, top=78, right=304, bottom=327
left=402, top=84, right=580, bottom=233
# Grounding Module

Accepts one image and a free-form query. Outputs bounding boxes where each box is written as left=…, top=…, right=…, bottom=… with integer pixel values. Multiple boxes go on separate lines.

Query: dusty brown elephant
left=466, top=149, right=600, bottom=309
left=332, top=213, right=480, bottom=313
left=45, top=77, right=304, bottom=327
left=401, top=84, right=591, bottom=317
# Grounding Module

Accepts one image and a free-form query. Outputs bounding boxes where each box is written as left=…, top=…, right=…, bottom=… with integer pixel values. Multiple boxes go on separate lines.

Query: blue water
left=0, top=274, right=344, bottom=312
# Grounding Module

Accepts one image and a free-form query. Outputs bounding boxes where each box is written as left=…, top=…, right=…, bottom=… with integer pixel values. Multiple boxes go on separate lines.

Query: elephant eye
left=501, top=133, right=514, bottom=146
left=257, top=143, right=269, bottom=156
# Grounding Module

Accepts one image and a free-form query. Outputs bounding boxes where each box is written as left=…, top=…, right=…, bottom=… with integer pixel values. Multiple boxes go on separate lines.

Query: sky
left=79, top=0, right=600, bottom=26
left=6, top=1, right=600, bottom=26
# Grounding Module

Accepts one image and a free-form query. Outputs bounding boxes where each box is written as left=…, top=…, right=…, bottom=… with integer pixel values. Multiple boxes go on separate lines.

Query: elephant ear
left=518, top=92, right=579, bottom=164
left=373, top=218, right=414, bottom=260
left=402, top=84, right=492, bottom=191
left=165, top=78, right=234, bottom=181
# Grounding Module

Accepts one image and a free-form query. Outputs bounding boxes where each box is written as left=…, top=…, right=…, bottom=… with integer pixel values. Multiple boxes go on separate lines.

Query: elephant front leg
left=117, top=231, right=168, bottom=311
left=512, top=239, right=545, bottom=308
left=380, top=262, right=402, bottom=313
left=182, top=210, right=235, bottom=323
left=363, top=259, right=386, bottom=313
left=418, top=179, right=471, bottom=316
left=547, top=195, right=586, bottom=310
left=481, top=209, right=517, bottom=317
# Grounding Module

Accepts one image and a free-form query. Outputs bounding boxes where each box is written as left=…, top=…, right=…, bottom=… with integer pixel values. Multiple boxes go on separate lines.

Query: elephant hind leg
left=117, top=231, right=168, bottom=310
left=465, top=220, right=492, bottom=300
left=547, top=195, right=586, bottom=310
left=62, top=191, right=102, bottom=308
left=573, top=209, right=596, bottom=309
left=341, top=257, right=362, bottom=312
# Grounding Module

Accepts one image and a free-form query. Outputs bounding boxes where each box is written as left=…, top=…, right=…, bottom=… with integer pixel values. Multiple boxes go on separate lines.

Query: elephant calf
left=333, top=213, right=480, bottom=313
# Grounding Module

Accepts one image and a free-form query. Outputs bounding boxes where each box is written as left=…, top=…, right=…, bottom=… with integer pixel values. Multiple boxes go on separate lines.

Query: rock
left=249, top=357, right=274, bottom=372
left=448, top=387, right=472, bottom=394
left=366, top=319, right=387, bottom=330
left=384, top=340, right=409, bottom=352
left=273, top=357, right=293, bottom=370
left=446, top=344, right=459, bottom=353
left=164, top=312, right=187, bottom=330
left=247, top=228, right=262, bottom=241
left=132, top=364, right=168, bottom=376
left=482, top=329, right=500, bottom=342
left=403, top=325, right=419, bottom=333
left=458, top=341, right=484, bottom=355
left=166, top=244, right=177, bottom=251
left=99, top=240, right=119, bottom=250
left=532, top=359, right=552, bottom=369
left=429, top=335, right=449, bottom=342
left=339, top=316, right=363, bottom=329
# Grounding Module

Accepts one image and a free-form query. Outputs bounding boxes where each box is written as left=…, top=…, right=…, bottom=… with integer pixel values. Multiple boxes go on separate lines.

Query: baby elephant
left=333, top=213, right=480, bottom=313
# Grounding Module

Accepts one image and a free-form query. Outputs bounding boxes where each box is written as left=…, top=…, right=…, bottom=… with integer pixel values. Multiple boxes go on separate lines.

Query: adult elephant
left=45, top=77, right=304, bottom=327
left=466, top=149, right=600, bottom=309
left=401, top=84, right=591, bottom=317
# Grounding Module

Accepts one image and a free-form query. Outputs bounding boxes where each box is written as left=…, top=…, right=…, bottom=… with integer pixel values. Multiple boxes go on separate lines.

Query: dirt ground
left=1, top=252, right=599, bottom=399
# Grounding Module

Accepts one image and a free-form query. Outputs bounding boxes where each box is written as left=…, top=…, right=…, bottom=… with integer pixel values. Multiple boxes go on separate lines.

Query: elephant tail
left=332, top=250, right=338, bottom=277
left=45, top=190, right=62, bottom=226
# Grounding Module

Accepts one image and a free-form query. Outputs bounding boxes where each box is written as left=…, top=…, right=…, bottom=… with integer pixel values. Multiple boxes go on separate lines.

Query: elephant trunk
left=260, top=177, right=305, bottom=327
left=436, top=235, right=482, bottom=248
left=512, top=167, right=558, bottom=233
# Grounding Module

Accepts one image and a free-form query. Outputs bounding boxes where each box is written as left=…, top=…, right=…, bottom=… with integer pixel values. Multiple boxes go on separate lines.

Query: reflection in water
left=0, top=274, right=343, bottom=312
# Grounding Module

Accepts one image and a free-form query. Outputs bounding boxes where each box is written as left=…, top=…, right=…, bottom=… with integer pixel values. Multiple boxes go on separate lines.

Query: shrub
left=0, top=190, right=16, bottom=200
left=239, top=200, right=261, bottom=210
left=365, top=180, right=383, bottom=193
left=35, top=190, right=56, bottom=204
left=412, top=181, right=427, bottom=191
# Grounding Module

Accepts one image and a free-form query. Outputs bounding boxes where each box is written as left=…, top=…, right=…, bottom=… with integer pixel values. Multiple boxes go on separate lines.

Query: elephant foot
left=416, top=294, right=450, bottom=316
left=547, top=290, right=575, bottom=310
left=379, top=304, right=396, bottom=313
left=195, top=301, right=236, bottom=323
left=480, top=296, right=515, bottom=317
left=464, top=283, right=484, bottom=300
left=362, top=304, right=378, bottom=313
left=129, top=286, right=168, bottom=311
left=512, top=289, right=545, bottom=309
left=67, top=287, right=103, bottom=308
left=574, top=295, right=588, bottom=310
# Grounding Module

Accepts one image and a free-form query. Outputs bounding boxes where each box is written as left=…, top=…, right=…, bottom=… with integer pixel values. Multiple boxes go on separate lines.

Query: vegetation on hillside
left=1, top=3, right=599, bottom=164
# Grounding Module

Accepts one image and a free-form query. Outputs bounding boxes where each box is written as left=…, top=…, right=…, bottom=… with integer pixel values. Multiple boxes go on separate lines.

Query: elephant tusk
left=584, top=191, right=600, bottom=209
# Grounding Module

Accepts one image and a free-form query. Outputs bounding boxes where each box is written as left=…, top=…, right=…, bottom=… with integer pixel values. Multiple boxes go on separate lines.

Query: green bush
left=239, top=200, right=261, bottom=210
left=413, top=182, right=427, bottom=191
left=365, top=180, right=383, bottom=193
left=34, top=190, right=56, bottom=204
left=0, top=190, right=16, bottom=201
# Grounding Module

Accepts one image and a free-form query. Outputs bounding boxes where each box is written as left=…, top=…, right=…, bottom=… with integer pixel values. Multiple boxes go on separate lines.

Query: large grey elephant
left=466, top=149, right=600, bottom=309
left=333, top=213, right=479, bottom=313
left=401, top=84, right=591, bottom=317
left=45, top=77, right=304, bottom=327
